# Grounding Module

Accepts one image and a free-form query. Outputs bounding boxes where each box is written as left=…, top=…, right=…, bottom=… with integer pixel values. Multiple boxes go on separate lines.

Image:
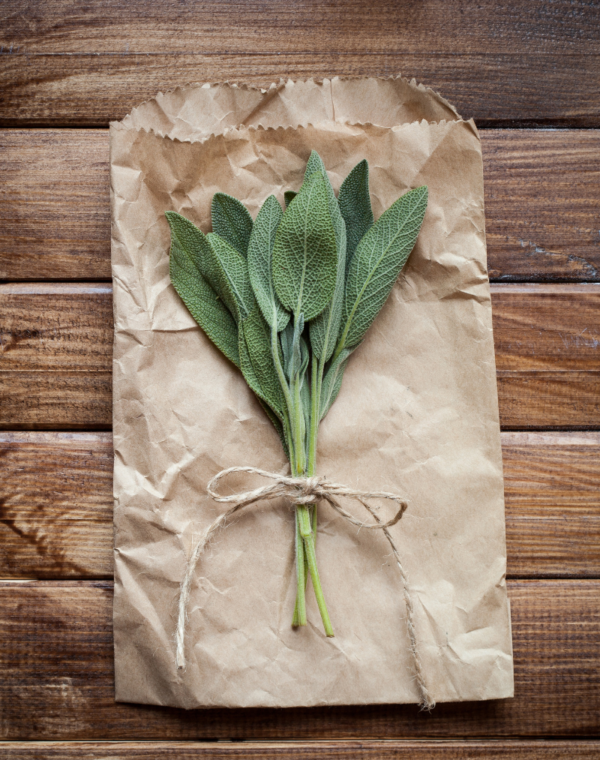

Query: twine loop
left=176, top=466, right=435, bottom=710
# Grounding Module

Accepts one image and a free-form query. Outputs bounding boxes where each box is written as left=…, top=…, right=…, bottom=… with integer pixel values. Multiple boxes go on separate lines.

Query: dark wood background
left=1, top=1, right=599, bottom=758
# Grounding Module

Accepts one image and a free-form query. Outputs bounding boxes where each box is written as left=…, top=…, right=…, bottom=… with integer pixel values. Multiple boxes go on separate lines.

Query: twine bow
left=176, top=466, right=435, bottom=710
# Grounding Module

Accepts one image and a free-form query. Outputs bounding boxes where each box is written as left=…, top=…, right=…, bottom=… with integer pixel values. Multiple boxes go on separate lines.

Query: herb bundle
left=166, top=152, right=427, bottom=637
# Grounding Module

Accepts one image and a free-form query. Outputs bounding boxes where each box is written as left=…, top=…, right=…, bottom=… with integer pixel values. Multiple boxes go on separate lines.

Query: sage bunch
left=166, top=153, right=428, bottom=636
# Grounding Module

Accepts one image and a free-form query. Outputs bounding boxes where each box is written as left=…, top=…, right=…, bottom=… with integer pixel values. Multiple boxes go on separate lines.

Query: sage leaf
left=289, top=314, right=305, bottom=381
left=247, top=195, right=290, bottom=332
left=211, top=192, right=254, bottom=257
left=207, top=232, right=256, bottom=320
left=336, top=185, right=428, bottom=354
left=167, top=212, right=241, bottom=321
left=303, top=151, right=348, bottom=362
left=240, top=306, right=286, bottom=419
left=272, top=172, right=338, bottom=321
left=338, top=159, right=374, bottom=270
left=260, top=399, right=289, bottom=459
left=284, top=191, right=297, bottom=208
left=279, top=321, right=295, bottom=380
left=166, top=211, right=240, bottom=367
left=320, top=348, right=353, bottom=420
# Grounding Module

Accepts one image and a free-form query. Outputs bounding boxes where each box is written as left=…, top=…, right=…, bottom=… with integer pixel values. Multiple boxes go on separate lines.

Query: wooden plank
left=1, top=580, right=598, bottom=740
left=0, top=284, right=112, bottom=429
left=0, top=433, right=113, bottom=578
left=1, top=130, right=599, bottom=281
left=0, top=0, right=599, bottom=126
left=2, top=740, right=600, bottom=759
left=0, top=131, right=110, bottom=280
left=502, top=433, right=600, bottom=577
left=482, top=132, right=600, bottom=282
left=4, top=0, right=598, bottom=55
left=1, top=283, right=599, bottom=430
left=1, top=432, right=599, bottom=580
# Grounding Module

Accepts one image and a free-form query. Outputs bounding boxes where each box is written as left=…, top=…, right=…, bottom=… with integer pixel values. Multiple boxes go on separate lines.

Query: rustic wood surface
left=2, top=0, right=599, bottom=755
left=1, top=283, right=599, bottom=429
left=2, top=130, right=599, bottom=282
left=1, top=1, right=600, bottom=127
left=1, top=432, right=599, bottom=580
left=2, top=741, right=600, bottom=760
left=1, top=581, right=599, bottom=741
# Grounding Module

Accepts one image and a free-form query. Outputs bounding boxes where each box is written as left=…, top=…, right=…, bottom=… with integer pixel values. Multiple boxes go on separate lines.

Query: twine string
left=175, top=465, right=435, bottom=710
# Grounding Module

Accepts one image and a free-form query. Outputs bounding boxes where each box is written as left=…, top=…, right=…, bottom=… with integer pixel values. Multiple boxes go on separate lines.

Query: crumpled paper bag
left=110, top=77, right=514, bottom=709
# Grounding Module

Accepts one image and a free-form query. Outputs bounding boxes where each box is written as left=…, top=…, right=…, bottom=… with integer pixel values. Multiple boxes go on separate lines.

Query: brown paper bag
left=110, top=77, right=514, bottom=709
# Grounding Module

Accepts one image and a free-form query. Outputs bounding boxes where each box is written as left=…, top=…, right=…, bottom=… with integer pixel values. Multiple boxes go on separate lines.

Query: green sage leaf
left=338, top=159, right=374, bottom=271
left=279, top=321, right=295, bottom=380
left=336, top=185, right=428, bottom=355
left=237, top=326, right=289, bottom=457
left=206, top=232, right=256, bottom=320
left=320, top=348, right=353, bottom=420
left=303, top=151, right=348, bottom=362
left=260, top=399, right=289, bottom=460
left=272, top=172, right=338, bottom=321
left=247, top=195, right=290, bottom=332
left=240, top=306, right=286, bottom=419
left=166, top=211, right=240, bottom=367
left=211, top=192, right=254, bottom=257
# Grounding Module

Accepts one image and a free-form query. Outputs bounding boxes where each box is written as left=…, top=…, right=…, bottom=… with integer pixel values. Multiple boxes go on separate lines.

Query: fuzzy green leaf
left=303, top=151, right=326, bottom=184
left=279, top=321, right=295, bottom=380
left=240, top=306, right=286, bottom=419
left=320, top=348, right=353, bottom=420
left=207, top=232, right=256, bottom=320
left=284, top=191, right=297, bottom=208
left=166, top=211, right=240, bottom=367
left=211, top=192, right=254, bottom=257
left=260, top=399, right=289, bottom=459
left=338, top=159, right=374, bottom=271
left=167, top=212, right=241, bottom=321
left=272, top=172, right=338, bottom=321
left=303, top=151, right=347, bottom=362
left=336, top=186, right=428, bottom=355
left=247, top=195, right=290, bottom=332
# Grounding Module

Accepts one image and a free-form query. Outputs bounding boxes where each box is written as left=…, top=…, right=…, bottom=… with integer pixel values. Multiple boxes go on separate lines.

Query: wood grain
left=0, top=283, right=113, bottom=429
left=0, top=433, right=113, bottom=578
left=482, top=132, right=600, bottom=282
left=1, top=283, right=599, bottom=429
left=0, top=131, right=110, bottom=280
left=1, top=432, right=598, bottom=580
left=502, top=433, right=600, bottom=577
left=2, top=740, right=600, bottom=760
left=1, top=580, right=598, bottom=740
left=1, top=130, right=599, bottom=281
left=0, top=1, right=599, bottom=126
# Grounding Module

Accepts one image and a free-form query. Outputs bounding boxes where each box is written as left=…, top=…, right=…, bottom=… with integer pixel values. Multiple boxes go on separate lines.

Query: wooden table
left=1, top=2, right=599, bottom=758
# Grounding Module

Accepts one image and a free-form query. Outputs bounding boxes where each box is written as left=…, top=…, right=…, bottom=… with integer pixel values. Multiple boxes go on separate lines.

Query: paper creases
left=110, top=75, right=514, bottom=709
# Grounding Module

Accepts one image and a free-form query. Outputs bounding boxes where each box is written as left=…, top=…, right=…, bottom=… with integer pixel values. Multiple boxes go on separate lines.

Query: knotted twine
left=176, top=466, right=435, bottom=710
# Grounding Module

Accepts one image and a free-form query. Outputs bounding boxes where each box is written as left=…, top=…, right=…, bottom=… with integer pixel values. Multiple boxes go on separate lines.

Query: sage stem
left=293, top=508, right=307, bottom=626
left=298, top=504, right=334, bottom=637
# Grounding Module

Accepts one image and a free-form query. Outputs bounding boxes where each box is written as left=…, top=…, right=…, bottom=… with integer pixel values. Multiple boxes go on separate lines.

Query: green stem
left=293, top=358, right=318, bottom=624
left=292, top=508, right=307, bottom=626
left=271, top=319, right=296, bottom=431
left=292, top=373, right=305, bottom=475
left=307, top=357, right=320, bottom=475
left=298, top=504, right=334, bottom=637
left=292, top=353, right=335, bottom=636
left=270, top=320, right=308, bottom=627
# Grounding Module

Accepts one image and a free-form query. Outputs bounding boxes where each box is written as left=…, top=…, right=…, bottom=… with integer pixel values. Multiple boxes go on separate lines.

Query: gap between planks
left=1, top=740, right=600, bottom=759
